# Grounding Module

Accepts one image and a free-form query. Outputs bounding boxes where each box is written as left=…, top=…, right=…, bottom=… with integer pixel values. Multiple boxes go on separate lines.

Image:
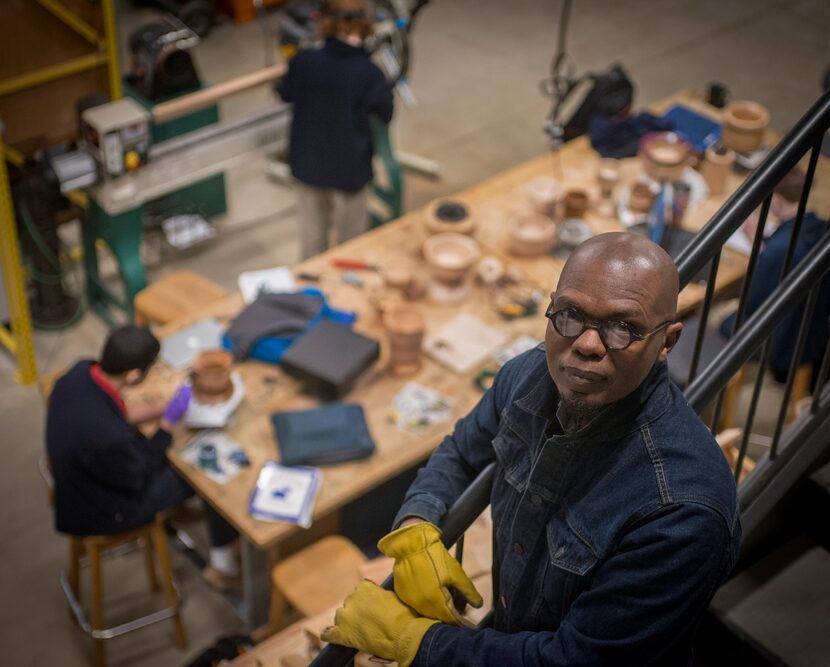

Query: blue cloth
left=277, top=38, right=394, bottom=192
left=46, top=361, right=176, bottom=536
left=720, top=212, right=830, bottom=381
left=222, top=288, right=357, bottom=364
left=588, top=112, right=674, bottom=159
left=397, top=347, right=741, bottom=667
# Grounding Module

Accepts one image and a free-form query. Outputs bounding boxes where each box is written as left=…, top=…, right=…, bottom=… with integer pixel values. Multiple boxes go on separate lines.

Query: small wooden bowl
left=191, top=349, right=234, bottom=404
left=422, top=232, right=480, bottom=285
left=639, top=132, right=692, bottom=183
left=722, top=100, right=769, bottom=154
left=423, top=198, right=476, bottom=235
left=507, top=212, right=557, bottom=257
left=563, top=189, right=590, bottom=219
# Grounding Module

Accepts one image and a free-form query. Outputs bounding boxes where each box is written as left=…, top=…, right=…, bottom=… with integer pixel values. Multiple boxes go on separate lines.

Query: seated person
left=46, top=325, right=239, bottom=589
left=721, top=167, right=830, bottom=384
left=323, top=232, right=741, bottom=666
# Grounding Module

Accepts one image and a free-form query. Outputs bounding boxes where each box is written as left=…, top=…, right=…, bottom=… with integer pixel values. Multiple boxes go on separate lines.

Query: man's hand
left=378, top=521, right=483, bottom=625
left=321, top=580, right=437, bottom=667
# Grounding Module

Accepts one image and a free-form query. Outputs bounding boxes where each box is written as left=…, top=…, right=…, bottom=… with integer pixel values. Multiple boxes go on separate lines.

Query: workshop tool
left=331, top=258, right=381, bottom=272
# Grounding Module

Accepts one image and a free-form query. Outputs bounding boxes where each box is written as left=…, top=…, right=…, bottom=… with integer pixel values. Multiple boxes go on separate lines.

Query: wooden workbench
left=126, top=91, right=825, bottom=630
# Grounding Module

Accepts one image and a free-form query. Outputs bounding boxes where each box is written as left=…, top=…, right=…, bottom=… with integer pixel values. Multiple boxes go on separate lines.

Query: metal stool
left=62, top=513, right=187, bottom=667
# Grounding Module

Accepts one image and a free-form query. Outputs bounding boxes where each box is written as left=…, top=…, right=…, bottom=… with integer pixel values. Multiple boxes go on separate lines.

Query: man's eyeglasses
left=545, top=307, right=672, bottom=351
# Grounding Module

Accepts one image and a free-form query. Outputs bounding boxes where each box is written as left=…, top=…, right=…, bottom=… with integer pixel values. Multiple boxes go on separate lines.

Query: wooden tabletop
left=125, top=90, right=824, bottom=553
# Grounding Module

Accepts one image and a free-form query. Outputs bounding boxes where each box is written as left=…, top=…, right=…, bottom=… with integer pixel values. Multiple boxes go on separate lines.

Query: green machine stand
left=83, top=83, right=227, bottom=324
left=369, top=116, right=403, bottom=228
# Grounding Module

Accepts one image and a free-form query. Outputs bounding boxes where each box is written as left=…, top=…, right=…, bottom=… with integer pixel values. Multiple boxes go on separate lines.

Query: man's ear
left=658, top=321, right=683, bottom=362
left=124, top=368, right=143, bottom=386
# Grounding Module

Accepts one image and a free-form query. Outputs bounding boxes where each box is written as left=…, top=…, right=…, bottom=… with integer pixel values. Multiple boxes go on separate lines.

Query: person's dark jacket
left=46, top=360, right=172, bottom=536
left=720, top=212, right=830, bottom=380
left=396, top=346, right=741, bottom=666
left=277, top=38, right=394, bottom=191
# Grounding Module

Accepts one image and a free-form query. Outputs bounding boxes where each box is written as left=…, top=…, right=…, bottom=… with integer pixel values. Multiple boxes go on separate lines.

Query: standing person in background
left=277, top=0, right=394, bottom=259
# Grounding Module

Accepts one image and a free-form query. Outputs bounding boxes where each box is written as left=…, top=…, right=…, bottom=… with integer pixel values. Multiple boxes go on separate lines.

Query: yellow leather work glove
left=321, top=580, right=438, bottom=667
left=377, top=521, right=483, bottom=625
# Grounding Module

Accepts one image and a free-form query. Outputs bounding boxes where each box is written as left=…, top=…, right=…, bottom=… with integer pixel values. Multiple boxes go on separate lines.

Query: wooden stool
left=269, top=535, right=367, bottom=634
left=62, top=514, right=187, bottom=667
left=134, top=270, right=226, bottom=326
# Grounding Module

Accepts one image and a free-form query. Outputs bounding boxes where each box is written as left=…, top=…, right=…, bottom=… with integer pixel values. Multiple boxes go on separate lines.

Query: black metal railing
left=311, top=89, right=830, bottom=665
left=676, top=89, right=830, bottom=522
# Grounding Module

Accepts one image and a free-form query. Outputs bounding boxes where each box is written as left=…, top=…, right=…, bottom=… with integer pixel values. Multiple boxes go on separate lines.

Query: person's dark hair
left=774, top=166, right=806, bottom=204
left=320, top=0, right=371, bottom=40
left=100, top=325, right=160, bottom=375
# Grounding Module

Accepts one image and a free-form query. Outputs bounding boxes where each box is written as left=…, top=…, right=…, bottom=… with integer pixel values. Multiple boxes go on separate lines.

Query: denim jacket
left=396, top=346, right=741, bottom=666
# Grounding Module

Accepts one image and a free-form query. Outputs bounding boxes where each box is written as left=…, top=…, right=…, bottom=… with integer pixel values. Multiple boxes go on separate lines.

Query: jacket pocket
left=539, top=516, right=599, bottom=624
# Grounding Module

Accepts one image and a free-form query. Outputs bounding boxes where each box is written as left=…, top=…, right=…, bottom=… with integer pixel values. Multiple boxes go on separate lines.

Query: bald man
left=324, top=233, right=741, bottom=666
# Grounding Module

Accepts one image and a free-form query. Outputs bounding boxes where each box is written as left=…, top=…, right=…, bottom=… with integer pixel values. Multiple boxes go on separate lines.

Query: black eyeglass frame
left=545, top=306, right=673, bottom=351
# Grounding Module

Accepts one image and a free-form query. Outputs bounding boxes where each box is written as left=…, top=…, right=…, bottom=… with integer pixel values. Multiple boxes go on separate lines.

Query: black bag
left=561, top=63, right=635, bottom=141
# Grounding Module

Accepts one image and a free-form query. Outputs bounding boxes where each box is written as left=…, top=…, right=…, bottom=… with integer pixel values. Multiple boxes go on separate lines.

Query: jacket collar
left=515, top=360, right=672, bottom=443
left=325, top=37, right=367, bottom=57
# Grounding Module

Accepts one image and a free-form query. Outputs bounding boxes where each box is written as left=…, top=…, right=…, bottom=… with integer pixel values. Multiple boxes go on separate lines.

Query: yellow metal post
left=0, top=137, right=38, bottom=385
left=35, top=0, right=101, bottom=45
left=100, top=0, right=122, bottom=100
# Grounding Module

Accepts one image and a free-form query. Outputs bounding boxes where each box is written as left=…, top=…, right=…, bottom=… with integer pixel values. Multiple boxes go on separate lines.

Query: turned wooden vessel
left=722, top=100, right=769, bottom=154
left=191, top=349, right=234, bottom=404
left=384, top=307, right=425, bottom=377
left=507, top=212, right=557, bottom=257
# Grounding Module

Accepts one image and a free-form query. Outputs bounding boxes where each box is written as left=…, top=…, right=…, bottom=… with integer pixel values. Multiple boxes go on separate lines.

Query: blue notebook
left=661, top=104, right=722, bottom=152
left=271, top=403, right=376, bottom=466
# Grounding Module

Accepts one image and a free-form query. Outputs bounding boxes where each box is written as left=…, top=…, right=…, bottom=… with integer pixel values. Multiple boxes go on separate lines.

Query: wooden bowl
left=526, top=176, right=560, bottom=215
left=422, top=232, right=480, bottom=285
left=384, top=307, right=425, bottom=376
left=508, top=212, right=557, bottom=257
left=191, top=349, right=234, bottom=404
left=563, top=189, right=590, bottom=219
left=722, top=100, right=769, bottom=154
left=629, top=182, right=657, bottom=214
left=423, top=198, right=475, bottom=235
left=639, top=132, right=692, bottom=183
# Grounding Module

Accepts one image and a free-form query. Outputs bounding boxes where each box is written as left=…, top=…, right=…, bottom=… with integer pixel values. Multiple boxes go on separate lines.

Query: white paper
left=389, top=382, right=453, bottom=432
left=237, top=267, right=295, bottom=304
left=423, top=313, right=509, bottom=374
left=249, top=461, right=321, bottom=528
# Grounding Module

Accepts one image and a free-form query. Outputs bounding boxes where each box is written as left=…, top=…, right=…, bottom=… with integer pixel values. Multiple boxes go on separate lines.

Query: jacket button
left=530, top=493, right=543, bottom=507
left=500, top=596, right=507, bottom=609
left=554, top=546, right=566, bottom=558
left=513, top=542, right=524, bottom=555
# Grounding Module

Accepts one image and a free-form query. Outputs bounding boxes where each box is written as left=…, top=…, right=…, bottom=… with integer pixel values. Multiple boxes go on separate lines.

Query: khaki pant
left=294, top=180, right=370, bottom=259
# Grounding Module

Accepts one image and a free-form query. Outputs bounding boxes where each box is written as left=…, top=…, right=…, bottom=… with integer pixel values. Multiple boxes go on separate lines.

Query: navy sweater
left=721, top=212, right=829, bottom=380
left=46, top=361, right=172, bottom=536
left=277, top=38, right=394, bottom=191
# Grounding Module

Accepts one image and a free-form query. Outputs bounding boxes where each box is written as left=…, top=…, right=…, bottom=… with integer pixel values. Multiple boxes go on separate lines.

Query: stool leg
left=152, top=519, right=187, bottom=649
left=142, top=535, right=160, bottom=592
left=89, top=543, right=106, bottom=667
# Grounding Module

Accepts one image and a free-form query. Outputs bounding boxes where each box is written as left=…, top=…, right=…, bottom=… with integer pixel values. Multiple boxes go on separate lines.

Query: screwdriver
left=331, top=258, right=381, bottom=272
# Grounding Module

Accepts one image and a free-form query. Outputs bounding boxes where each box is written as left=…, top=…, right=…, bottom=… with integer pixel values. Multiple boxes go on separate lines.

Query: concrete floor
left=2, top=0, right=829, bottom=664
